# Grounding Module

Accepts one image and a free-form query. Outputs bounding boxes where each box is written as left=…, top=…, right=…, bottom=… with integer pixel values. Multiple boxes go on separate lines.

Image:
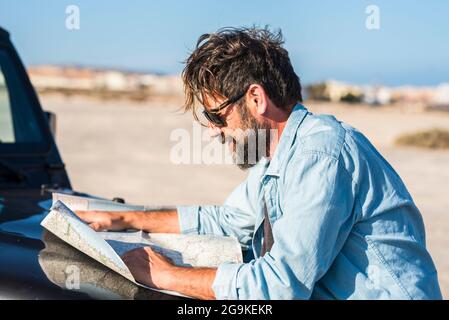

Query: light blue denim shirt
left=177, top=104, right=442, bottom=300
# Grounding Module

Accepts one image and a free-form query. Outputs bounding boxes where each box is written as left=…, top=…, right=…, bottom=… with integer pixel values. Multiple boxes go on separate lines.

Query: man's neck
left=268, top=106, right=293, bottom=158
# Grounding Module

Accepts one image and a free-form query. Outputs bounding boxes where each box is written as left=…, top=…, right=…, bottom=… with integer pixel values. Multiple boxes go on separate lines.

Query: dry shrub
left=395, top=129, right=449, bottom=150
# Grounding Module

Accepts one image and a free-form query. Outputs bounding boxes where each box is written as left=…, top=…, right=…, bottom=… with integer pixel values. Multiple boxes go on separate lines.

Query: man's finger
left=89, top=222, right=102, bottom=231
left=122, top=247, right=147, bottom=259
left=142, top=246, right=154, bottom=254
left=74, top=210, right=89, bottom=216
left=74, top=210, right=94, bottom=222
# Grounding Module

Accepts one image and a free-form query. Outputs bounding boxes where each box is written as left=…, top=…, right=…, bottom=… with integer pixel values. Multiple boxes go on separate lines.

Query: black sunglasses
left=202, top=90, right=247, bottom=127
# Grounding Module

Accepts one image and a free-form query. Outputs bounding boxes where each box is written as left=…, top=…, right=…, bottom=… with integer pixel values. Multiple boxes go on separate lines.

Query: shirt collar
left=262, top=103, right=308, bottom=178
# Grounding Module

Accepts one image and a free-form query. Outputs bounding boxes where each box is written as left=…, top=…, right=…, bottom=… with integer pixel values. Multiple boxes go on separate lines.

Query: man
left=76, top=27, right=442, bottom=300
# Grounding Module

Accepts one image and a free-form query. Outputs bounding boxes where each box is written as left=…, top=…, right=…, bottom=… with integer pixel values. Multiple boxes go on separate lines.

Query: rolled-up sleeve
left=177, top=167, right=261, bottom=249
left=177, top=205, right=201, bottom=235
left=212, top=153, right=356, bottom=299
left=177, top=204, right=255, bottom=249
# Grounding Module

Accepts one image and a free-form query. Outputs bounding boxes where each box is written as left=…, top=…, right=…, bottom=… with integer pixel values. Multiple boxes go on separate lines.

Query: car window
left=0, top=49, right=43, bottom=144
left=0, top=66, right=14, bottom=142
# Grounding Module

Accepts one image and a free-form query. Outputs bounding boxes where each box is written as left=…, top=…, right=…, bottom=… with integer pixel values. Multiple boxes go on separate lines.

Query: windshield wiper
left=0, top=159, right=27, bottom=183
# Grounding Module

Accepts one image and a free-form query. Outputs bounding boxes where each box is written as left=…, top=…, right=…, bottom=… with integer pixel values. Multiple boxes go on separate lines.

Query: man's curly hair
left=182, top=26, right=303, bottom=120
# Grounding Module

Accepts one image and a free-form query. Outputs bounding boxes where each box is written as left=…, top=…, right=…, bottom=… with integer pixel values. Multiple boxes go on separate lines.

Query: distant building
left=139, top=74, right=183, bottom=96
left=362, top=85, right=392, bottom=105
left=433, top=83, right=449, bottom=105
left=27, top=65, right=183, bottom=98
left=306, top=80, right=363, bottom=103
left=306, top=80, right=449, bottom=108
left=28, top=65, right=96, bottom=90
left=389, top=86, right=435, bottom=105
left=95, top=71, right=128, bottom=91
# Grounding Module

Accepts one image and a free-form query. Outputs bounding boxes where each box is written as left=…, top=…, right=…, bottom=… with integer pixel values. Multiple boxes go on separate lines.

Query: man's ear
left=247, top=84, right=268, bottom=116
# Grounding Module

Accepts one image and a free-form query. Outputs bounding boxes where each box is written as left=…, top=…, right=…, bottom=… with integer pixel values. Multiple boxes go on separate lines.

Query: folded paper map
left=41, top=193, right=243, bottom=297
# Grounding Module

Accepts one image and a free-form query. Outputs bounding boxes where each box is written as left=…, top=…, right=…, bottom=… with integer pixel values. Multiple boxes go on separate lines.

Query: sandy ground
left=42, top=95, right=449, bottom=298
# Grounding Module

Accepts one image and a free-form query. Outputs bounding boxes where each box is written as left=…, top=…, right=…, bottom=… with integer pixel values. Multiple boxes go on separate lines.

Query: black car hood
left=0, top=189, right=180, bottom=300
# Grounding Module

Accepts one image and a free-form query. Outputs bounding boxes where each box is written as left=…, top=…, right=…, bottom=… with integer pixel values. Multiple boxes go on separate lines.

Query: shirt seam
left=182, top=227, right=198, bottom=234
left=290, top=140, right=362, bottom=221
left=285, top=152, right=343, bottom=285
left=336, top=154, right=364, bottom=224
left=293, top=120, right=346, bottom=162
left=365, top=237, right=414, bottom=299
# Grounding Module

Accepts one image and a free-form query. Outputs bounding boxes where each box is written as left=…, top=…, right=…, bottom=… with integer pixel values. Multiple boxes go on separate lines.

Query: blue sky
left=1, top=0, right=448, bottom=86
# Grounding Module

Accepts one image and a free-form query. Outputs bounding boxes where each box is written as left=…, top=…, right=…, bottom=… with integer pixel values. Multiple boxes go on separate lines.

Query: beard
left=222, top=105, right=272, bottom=170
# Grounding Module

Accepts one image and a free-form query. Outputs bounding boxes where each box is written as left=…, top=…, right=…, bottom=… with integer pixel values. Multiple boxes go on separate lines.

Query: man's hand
left=121, top=246, right=175, bottom=289
left=122, top=246, right=218, bottom=299
left=75, top=209, right=181, bottom=233
left=74, top=210, right=129, bottom=231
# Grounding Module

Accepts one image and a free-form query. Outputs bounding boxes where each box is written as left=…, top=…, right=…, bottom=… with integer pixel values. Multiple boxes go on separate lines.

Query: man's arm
left=77, top=161, right=262, bottom=241
left=76, top=171, right=258, bottom=244
left=212, top=153, right=356, bottom=299
left=75, top=209, right=180, bottom=233
left=75, top=209, right=218, bottom=298
left=121, top=246, right=217, bottom=300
